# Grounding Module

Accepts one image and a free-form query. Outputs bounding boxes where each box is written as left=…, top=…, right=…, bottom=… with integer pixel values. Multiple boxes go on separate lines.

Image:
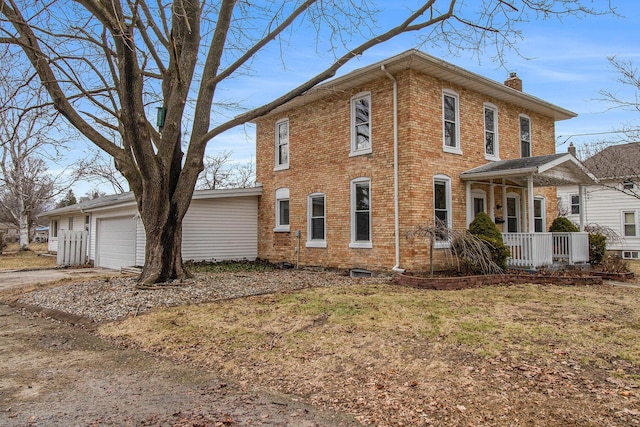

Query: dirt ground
left=0, top=303, right=359, bottom=427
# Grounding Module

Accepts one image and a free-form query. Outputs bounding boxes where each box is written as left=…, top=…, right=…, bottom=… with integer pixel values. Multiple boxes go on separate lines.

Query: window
left=307, top=193, right=326, bottom=248
left=570, top=194, right=580, bottom=215
left=519, top=115, right=531, bottom=157
left=484, top=104, right=498, bottom=159
left=274, top=188, right=290, bottom=232
left=443, top=91, right=461, bottom=153
left=68, top=217, right=74, bottom=230
left=434, top=175, right=452, bottom=245
left=351, top=93, right=371, bottom=155
left=623, top=211, right=637, bottom=237
left=350, top=178, right=371, bottom=248
left=506, top=195, right=519, bottom=232
left=623, top=251, right=639, bottom=260
left=51, top=219, right=58, bottom=238
left=85, top=215, right=90, bottom=232
left=534, top=197, right=545, bottom=232
left=274, top=118, right=289, bottom=170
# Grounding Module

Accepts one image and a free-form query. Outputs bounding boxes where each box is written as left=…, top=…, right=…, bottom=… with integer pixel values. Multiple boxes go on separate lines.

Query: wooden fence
left=56, top=230, right=88, bottom=266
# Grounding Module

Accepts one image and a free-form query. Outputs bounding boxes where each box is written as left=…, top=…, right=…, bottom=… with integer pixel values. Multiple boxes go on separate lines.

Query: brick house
left=253, top=50, right=596, bottom=273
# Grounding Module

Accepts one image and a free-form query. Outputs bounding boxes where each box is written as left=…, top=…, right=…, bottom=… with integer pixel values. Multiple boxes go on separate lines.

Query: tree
left=196, top=150, right=256, bottom=190
left=0, top=0, right=612, bottom=285
left=74, top=149, right=128, bottom=194
left=0, top=78, right=63, bottom=250
left=56, top=190, right=78, bottom=208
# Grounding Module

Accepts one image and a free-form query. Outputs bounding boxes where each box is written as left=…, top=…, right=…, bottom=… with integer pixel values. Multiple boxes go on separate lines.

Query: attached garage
left=96, top=216, right=136, bottom=269
left=40, top=187, right=262, bottom=270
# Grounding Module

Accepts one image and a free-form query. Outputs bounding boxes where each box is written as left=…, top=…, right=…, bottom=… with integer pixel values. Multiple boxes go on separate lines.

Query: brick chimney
left=504, top=72, right=522, bottom=91
left=568, top=142, right=577, bottom=157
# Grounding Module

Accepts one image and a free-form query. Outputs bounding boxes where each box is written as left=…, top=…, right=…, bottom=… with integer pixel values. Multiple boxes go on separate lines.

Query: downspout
left=381, top=65, right=405, bottom=274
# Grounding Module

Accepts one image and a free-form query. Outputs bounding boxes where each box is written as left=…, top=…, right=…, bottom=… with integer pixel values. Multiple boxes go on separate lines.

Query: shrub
left=0, top=232, right=6, bottom=252
left=468, top=212, right=510, bottom=270
left=588, top=233, right=607, bottom=266
left=549, top=217, right=579, bottom=232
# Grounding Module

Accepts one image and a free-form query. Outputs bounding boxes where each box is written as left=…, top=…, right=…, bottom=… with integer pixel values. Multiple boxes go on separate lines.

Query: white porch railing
left=502, top=232, right=589, bottom=269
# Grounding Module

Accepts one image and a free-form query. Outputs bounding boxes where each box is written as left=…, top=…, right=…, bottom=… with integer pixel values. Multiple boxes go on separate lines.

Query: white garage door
left=97, top=217, right=136, bottom=269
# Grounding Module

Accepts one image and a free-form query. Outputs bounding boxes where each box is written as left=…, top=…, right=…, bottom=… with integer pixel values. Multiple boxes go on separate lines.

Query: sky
left=69, top=0, right=640, bottom=198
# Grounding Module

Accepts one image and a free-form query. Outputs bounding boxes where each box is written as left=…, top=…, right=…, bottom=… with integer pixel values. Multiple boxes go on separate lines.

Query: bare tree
left=74, top=148, right=128, bottom=194
left=0, top=0, right=612, bottom=284
left=0, top=81, right=70, bottom=249
left=196, top=150, right=234, bottom=190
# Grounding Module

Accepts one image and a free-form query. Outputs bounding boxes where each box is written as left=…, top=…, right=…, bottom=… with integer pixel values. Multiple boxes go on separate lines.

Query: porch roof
left=460, top=153, right=598, bottom=187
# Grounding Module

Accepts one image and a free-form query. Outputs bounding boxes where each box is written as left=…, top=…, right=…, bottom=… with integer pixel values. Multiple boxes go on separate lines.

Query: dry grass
left=100, top=282, right=640, bottom=426
left=0, top=242, right=55, bottom=270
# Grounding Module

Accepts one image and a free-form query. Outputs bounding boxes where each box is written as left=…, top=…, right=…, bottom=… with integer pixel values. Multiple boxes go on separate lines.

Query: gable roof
left=254, top=49, right=576, bottom=121
left=39, top=187, right=263, bottom=218
left=582, top=142, right=640, bottom=180
left=460, top=153, right=597, bottom=187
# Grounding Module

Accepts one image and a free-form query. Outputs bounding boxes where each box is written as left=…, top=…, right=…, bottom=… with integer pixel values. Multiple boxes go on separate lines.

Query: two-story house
left=254, top=50, right=595, bottom=273
left=558, top=142, right=640, bottom=259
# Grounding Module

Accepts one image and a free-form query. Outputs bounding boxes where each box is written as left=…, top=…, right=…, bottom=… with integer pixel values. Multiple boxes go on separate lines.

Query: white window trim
left=569, top=193, right=580, bottom=216
left=350, top=177, right=372, bottom=249
left=274, top=118, right=290, bottom=171
left=274, top=187, right=290, bottom=232
left=434, top=174, right=452, bottom=249
left=622, top=210, right=638, bottom=237
left=350, top=92, right=372, bottom=157
left=306, top=193, right=327, bottom=248
left=622, top=250, right=639, bottom=259
left=483, top=103, right=499, bottom=160
left=534, top=195, right=546, bottom=233
left=519, top=114, right=531, bottom=158
left=442, top=90, right=462, bottom=155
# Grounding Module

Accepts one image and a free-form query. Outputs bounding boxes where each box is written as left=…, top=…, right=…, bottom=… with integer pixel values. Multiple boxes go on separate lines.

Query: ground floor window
left=350, top=178, right=371, bottom=248
left=623, top=211, right=637, bottom=237
left=274, top=188, right=290, bottom=232
left=307, top=193, right=326, bottom=248
left=534, top=197, right=545, bottom=232
left=506, top=195, right=519, bottom=233
left=622, top=250, right=639, bottom=260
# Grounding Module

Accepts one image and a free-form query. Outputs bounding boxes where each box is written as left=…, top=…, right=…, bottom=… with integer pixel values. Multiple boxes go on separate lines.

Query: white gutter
left=381, top=65, right=405, bottom=274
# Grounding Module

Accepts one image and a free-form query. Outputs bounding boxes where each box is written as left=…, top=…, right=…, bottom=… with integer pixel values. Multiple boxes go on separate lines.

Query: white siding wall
left=48, top=213, right=90, bottom=253
left=558, top=184, right=640, bottom=251
left=181, top=197, right=258, bottom=262
left=136, top=216, right=145, bottom=266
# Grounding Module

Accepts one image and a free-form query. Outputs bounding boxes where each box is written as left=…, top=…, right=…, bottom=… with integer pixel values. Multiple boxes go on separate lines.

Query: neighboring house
left=39, top=187, right=262, bottom=269
left=558, top=142, right=640, bottom=259
left=253, top=49, right=595, bottom=272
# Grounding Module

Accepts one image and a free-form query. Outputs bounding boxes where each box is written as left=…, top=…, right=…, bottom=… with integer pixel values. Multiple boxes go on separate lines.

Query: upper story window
left=519, top=115, right=531, bottom=158
left=274, top=187, right=290, bottom=232
left=442, top=90, right=461, bottom=154
left=623, top=211, right=637, bottom=237
left=484, top=103, right=499, bottom=160
left=350, top=93, right=371, bottom=156
left=434, top=175, right=452, bottom=246
left=274, top=118, right=289, bottom=170
left=570, top=194, right=580, bottom=215
left=307, top=193, right=326, bottom=248
left=350, top=178, right=372, bottom=248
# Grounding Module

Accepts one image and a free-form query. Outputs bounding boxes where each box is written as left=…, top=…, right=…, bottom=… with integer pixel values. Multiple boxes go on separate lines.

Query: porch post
left=527, top=175, right=535, bottom=233
left=466, top=181, right=472, bottom=227
left=502, top=179, right=507, bottom=228
left=521, top=187, right=527, bottom=232
left=489, top=180, right=495, bottom=221
left=578, top=184, right=585, bottom=231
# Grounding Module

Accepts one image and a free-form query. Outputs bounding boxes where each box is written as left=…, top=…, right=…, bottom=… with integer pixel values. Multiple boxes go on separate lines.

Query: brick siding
left=256, top=68, right=559, bottom=272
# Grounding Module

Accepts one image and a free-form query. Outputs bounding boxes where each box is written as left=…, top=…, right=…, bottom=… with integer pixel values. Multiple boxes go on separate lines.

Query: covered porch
left=460, top=153, right=597, bottom=269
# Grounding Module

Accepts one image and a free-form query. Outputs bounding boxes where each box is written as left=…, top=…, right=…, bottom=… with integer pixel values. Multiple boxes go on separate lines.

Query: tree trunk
left=136, top=189, right=193, bottom=287
left=19, top=200, right=29, bottom=251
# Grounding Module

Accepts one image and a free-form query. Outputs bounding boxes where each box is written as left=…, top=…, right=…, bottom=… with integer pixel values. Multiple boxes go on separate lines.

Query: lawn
left=0, top=242, right=56, bottom=270
left=99, top=281, right=640, bottom=426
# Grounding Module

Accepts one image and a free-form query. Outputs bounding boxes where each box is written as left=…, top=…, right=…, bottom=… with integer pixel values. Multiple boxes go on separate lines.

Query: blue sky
left=71, top=1, right=640, bottom=197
